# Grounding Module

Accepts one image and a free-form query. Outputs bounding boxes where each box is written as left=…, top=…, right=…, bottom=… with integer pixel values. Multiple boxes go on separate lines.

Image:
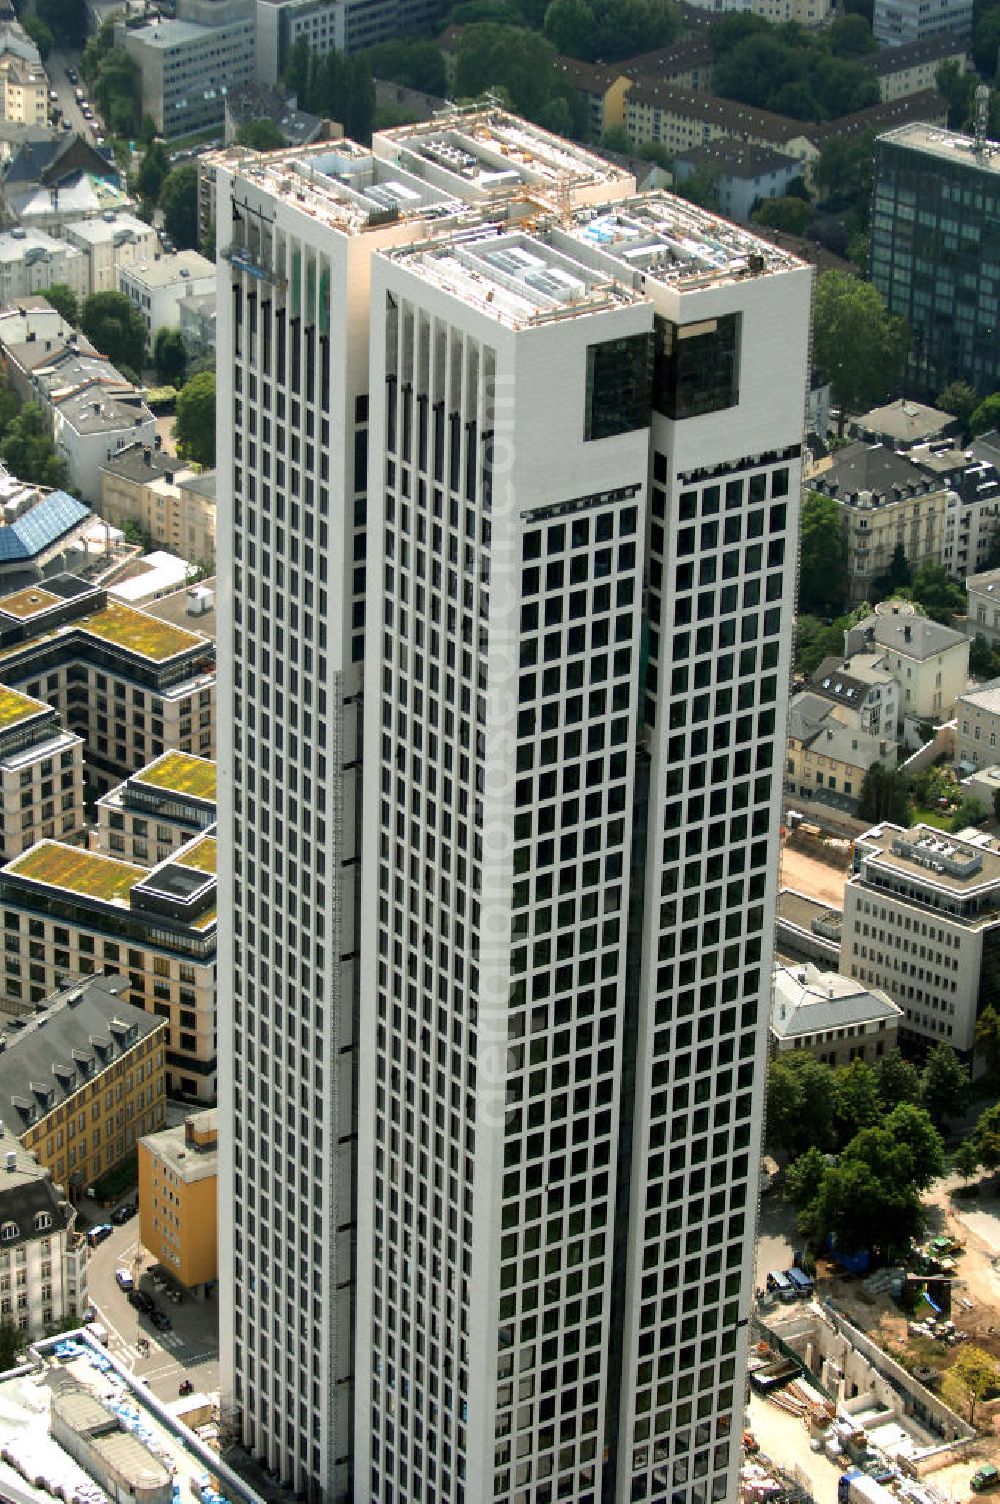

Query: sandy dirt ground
left=779, top=840, right=853, bottom=908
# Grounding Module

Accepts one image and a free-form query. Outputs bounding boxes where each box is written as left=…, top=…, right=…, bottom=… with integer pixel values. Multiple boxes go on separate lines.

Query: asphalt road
left=81, top=1211, right=220, bottom=1403
left=46, top=47, right=104, bottom=146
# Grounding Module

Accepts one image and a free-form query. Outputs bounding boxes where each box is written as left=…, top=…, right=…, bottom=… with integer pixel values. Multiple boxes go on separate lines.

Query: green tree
left=814, top=129, right=876, bottom=219
left=236, top=117, right=287, bottom=150
left=600, top=126, right=633, bottom=153
left=976, top=1003, right=1000, bottom=1076
left=908, top=560, right=965, bottom=623
left=953, top=1138, right=982, bottom=1182
left=936, top=59, right=977, bottom=130
left=883, top=1101, right=946, bottom=1188
left=175, top=371, right=216, bottom=467
left=970, top=632, right=1000, bottom=678
left=785, top=1144, right=828, bottom=1209
left=857, top=762, right=911, bottom=825
left=22, top=15, right=53, bottom=58
left=813, top=270, right=910, bottom=433
left=875, top=1048, right=921, bottom=1109
left=942, top=1345, right=1000, bottom=1425
left=455, top=25, right=560, bottom=119
left=81, top=291, right=147, bottom=374
left=765, top=1053, right=836, bottom=1157
left=159, top=164, right=200, bottom=251
left=200, top=220, right=217, bottom=262
left=41, top=284, right=79, bottom=327
left=937, top=379, right=979, bottom=435
left=874, top=541, right=911, bottom=597
left=0, top=403, right=67, bottom=488
left=362, top=38, right=448, bottom=94
left=136, top=142, right=170, bottom=206
left=975, top=1100, right=1000, bottom=1170
left=674, top=161, right=722, bottom=210
left=827, top=14, right=876, bottom=54
left=544, top=0, right=596, bottom=55
left=973, top=5, right=1000, bottom=76
left=970, top=392, right=1000, bottom=437
left=153, top=328, right=187, bottom=387
left=37, top=0, right=86, bottom=45
left=283, top=34, right=311, bottom=99
left=751, top=195, right=814, bottom=235
left=0, top=1318, right=22, bottom=1372
left=799, top=491, right=849, bottom=615
left=920, top=1042, right=969, bottom=1130
left=832, top=1058, right=882, bottom=1144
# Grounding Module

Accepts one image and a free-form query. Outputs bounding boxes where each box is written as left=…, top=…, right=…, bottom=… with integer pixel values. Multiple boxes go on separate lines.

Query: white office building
left=215, top=110, right=811, bottom=1504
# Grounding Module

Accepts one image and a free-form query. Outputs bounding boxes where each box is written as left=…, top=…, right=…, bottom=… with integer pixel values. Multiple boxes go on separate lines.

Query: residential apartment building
left=845, top=604, right=969, bottom=725
left=871, top=123, right=1000, bottom=398
left=0, top=576, right=215, bottom=794
left=0, top=227, right=88, bottom=306
left=0, top=974, right=167, bottom=1196
left=770, top=962, right=901, bottom=1065
left=842, top=822, right=1000, bottom=1055
left=786, top=690, right=894, bottom=808
left=118, top=251, right=216, bottom=354
left=810, top=652, right=900, bottom=739
left=673, top=142, right=802, bottom=225
left=0, top=1127, right=86, bottom=1337
left=681, top=0, right=832, bottom=20
left=874, top=0, right=973, bottom=45
left=116, top=0, right=256, bottom=138
left=0, top=683, right=84, bottom=861
left=101, top=446, right=217, bottom=565
left=97, top=750, right=216, bottom=865
left=63, top=214, right=162, bottom=297
left=215, top=107, right=811, bottom=1504
left=809, top=441, right=950, bottom=604
left=138, top=1107, right=217, bottom=1289
left=967, top=566, right=1000, bottom=648
left=862, top=36, right=970, bottom=100
left=908, top=443, right=1000, bottom=582
left=0, top=835, right=217, bottom=1100
left=956, top=679, right=1000, bottom=770
left=51, top=381, right=156, bottom=505
left=0, top=49, right=46, bottom=128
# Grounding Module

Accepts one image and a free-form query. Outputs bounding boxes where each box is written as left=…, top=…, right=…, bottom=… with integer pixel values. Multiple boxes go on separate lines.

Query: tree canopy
left=751, top=195, right=814, bottom=235
left=710, top=21, right=879, bottom=121
left=82, top=22, right=140, bottom=137
left=159, top=165, right=200, bottom=251
left=154, top=328, right=187, bottom=388
left=942, top=1345, right=1000, bottom=1425
left=857, top=762, right=911, bottom=825
left=799, top=491, right=849, bottom=616
left=453, top=23, right=585, bottom=130
left=81, top=292, right=147, bottom=374
left=542, top=0, right=680, bottom=62
left=813, top=271, right=910, bottom=432
left=136, top=142, right=171, bottom=207
left=360, top=38, right=448, bottom=95
left=936, top=380, right=978, bottom=435
left=42, top=284, right=79, bottom=328
left=236, top=117, right=287, bottom=151
left=920, top=1042, right=969, bottom=1130
left=0, top=402, right=67, bottom=489
left=175, top=371, right=216, bottom=467
left=970, top=392, right=1000, bottom=437
left=282, top=40, right=375, bottom=140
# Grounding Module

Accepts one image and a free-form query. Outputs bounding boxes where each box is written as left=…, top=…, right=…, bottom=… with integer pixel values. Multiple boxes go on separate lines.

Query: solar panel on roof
left=0, top=492, right=89, bottom=563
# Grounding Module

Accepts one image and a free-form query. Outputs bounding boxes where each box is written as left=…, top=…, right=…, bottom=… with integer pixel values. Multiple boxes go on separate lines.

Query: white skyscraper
left=215, top=112, right=812, bottom=1504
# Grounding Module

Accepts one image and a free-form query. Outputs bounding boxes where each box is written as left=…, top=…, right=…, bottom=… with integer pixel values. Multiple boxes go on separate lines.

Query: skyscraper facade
left=871, top=122, right=1000, bottom=397
left=216, top=112, right=812, bottom=1504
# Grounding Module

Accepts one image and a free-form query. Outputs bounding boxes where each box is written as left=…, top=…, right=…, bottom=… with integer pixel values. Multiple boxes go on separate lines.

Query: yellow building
left=0, top=51, right=47, bottom=126
left=100, top=446, right=216, bottom=567
left=0, top=974, right=167, bottom=1198
left=139, top=1109, right=217, bottom=1289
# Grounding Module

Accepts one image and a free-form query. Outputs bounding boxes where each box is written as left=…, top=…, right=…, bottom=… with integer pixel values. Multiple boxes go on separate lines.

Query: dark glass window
left=584, top=335, right=652, bottom=441
left=653, top=314, right=740, bottom=420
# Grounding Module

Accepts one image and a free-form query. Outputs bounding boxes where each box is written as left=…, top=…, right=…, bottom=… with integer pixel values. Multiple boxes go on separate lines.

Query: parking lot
left=81, top=1209, right=220, bottom=1404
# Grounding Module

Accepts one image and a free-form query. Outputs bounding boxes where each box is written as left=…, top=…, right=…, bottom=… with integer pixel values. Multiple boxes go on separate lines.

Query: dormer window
left=0, top=1222, right=18, bottom=1242
left=34, top=1212, right=51, bottom=1233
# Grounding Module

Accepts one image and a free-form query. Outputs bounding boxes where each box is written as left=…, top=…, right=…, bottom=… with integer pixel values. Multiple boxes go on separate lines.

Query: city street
left=46, top=47, right=102, bottom=145
left=81, top=1213, right=220, bottom=1403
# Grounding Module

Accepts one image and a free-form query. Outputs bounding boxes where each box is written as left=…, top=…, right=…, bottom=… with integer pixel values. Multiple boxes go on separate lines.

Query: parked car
left=115, top=1268, right=134, bottom=1292
left=65, top=67, right=77, bottom=83
left=86, top=1223, right=112, bottom=1248
left=112, top=1202, right=137, bottom=1225
left=128, top=1288, right=155, bottom=1314
left=150, top=1309, right=172, bottom=1331
left=972, top=1468, right=1000, bottom=1494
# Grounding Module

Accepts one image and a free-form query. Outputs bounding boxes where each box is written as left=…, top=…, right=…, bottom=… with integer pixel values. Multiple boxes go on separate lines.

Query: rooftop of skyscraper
left=878, top=122, right=1000, bottom=175
left=562, top=193, right=805, bottom=291
left=383, top=226, right=641, bottom=328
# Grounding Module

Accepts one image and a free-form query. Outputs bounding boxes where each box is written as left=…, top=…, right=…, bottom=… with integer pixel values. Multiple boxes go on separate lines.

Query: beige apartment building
left=0, top=50, right=46, bottom=126
left=786, top=690, right=894, bottom=807
left=967, top=567, right=1000, bottom=649
left=842, top=822, right=1000, bottom=1057
left=0, top=578, right=215, bottom=796
left=101, top=447, right=216, bottom=566
left=0, top=685, right=84, bottom=861
left=956, top=679, right=1000, bottom=770
left=0, top=833, right=217, bottom=1100
left=97, top=750, right=216, bottom=865
left=845, top=605, right=969, bottom=725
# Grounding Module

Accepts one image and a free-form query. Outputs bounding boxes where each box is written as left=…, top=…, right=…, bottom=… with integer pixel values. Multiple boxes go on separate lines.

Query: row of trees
left=708, top=12, right=879, bottom=122
left=80, top=19, right=140, bottom=139
left=283, top=39, right=377, bottom=140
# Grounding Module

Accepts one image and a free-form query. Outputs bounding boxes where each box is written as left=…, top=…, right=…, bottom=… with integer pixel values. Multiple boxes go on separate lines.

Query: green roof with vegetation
left=81, top=602, right=204, bottom=662
left=7, top=841, right=144, bottom=903
left=174, top=835, right=216, bottom=875
left=0, top=685, right=48, bottom=730
left=0, top=587, right=61, bottom=619
left=133, top=751, right=216, bottom=803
